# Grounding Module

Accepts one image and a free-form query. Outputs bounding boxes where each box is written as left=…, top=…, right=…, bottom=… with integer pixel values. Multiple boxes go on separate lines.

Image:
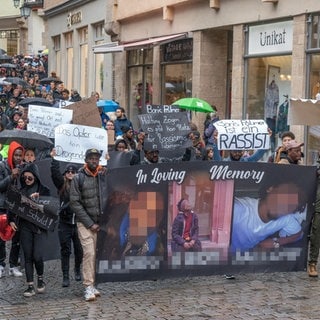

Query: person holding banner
left=0, top=141, right=24, bottom=279
left=9, top=163, right=50, bottom=297
left=70, top=148, right=107, bottom=302
left=231, top=178, right=307, bottom=252
left=308, top=167, right=320, bottom=277
left=50, top=150, right=83, bottom=287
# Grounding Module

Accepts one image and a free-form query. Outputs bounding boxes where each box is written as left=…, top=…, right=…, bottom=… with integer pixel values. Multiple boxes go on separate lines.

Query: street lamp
left=20, top=3, right=32, bottom=18
left=13, top=0, right=20, bottom=8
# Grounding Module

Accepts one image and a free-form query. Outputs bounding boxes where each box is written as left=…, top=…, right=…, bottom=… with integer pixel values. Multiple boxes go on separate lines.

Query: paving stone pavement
left=0, top=258, right=320, bottom=320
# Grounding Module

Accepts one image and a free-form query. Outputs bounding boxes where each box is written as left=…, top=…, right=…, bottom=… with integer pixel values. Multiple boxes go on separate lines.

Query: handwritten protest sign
left=27, top=105, right=73, bottom=138
left=54, top=124, right=108, bottom=164
left=64, top=96, right=101, bottom=127
left=5, top=186, right=59, bottom=231
left=138, top=105, right=191, bottom=151
left=215, top=119, right=269, bottom=150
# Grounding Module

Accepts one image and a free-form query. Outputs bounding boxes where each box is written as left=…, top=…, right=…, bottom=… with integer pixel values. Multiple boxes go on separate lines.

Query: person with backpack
left=70, top=148, right=107, bottom=302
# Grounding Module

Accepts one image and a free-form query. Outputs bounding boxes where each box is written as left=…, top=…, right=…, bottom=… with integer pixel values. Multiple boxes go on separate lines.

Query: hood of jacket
left=7, top=141, right=24, bottom=170
left=19, top=162, right=41, bottom=189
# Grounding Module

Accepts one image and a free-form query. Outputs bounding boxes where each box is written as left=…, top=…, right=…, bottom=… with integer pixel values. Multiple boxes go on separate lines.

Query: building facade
left=94, top=0, right=320, bottom=164
left=44, top=0, right=320, bottom=164
left=43, top=0, right=113, bottom=100
left=0, top=0, right=45, bottom=56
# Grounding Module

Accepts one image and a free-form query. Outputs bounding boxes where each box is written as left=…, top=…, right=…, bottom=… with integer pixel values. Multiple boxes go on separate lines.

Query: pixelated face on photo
left=266, top=183, right=301, bottom=218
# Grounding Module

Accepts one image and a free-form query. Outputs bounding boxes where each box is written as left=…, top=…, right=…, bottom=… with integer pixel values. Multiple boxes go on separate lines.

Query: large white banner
left=28, top=105, right=73, bottom=138
left=215, top=119, right=269, bottom=150
left=54, top=124, right=108, bottom=165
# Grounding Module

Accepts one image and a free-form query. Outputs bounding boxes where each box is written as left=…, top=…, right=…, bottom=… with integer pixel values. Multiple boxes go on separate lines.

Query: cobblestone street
left=0, top=259, right=319, bottom=320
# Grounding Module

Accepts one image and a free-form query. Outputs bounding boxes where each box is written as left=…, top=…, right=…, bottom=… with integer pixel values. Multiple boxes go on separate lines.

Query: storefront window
left=246, top=56, right=292, bottom=151
left=78, top=27, right=88, bottom=97
left=128, top=48, right=153, bottom=129
left=53, top=36, right=61, bottom=78
left=93, top=22, right=105, bottom=96
left=307, top=14, right=320, bottom=165
left=65, top=32, right=73, bottom=90
left=161, top=39, right=193, bottom=105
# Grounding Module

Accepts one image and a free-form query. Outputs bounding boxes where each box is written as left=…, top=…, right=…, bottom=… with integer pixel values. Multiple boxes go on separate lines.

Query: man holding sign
left=213, top=119, right=271, bottom=162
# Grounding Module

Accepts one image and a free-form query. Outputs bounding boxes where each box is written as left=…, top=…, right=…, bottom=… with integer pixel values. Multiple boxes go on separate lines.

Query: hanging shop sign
left=248, top=20, right=293, bottom=55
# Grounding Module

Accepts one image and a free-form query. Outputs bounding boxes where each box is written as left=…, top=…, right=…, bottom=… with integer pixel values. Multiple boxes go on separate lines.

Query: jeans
left=20, top=223, right=45, bottom=283
left=58, top=222, right=83, bottom=273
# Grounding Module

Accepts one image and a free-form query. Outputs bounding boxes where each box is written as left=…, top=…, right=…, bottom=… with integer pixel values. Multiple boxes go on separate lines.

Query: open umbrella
left=173, top=97, right=214, bottom=113
left=0, top=129, right=53, bottom=151
left=0, top=63, right=16, bottom=69
left=18, top=97, right=53, bottom=108
left=0, top=79, right=11, bottom=85
left=0, top=54, right=11, bottom=62
left=4, top=77, right=29, bottom=88
left=39, top=77, right=63, bottom=85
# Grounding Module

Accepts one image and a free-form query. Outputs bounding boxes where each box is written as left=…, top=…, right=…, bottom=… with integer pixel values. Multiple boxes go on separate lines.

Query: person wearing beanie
left=70, top=148, right=107, bottom=301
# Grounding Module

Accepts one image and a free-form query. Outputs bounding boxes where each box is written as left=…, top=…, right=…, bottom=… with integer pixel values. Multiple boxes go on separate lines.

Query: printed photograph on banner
left=167, top=178, right=234, bottom=268
left=230, top=167, right=313, bottom=264
left=54, top=124, right=108, bottom=164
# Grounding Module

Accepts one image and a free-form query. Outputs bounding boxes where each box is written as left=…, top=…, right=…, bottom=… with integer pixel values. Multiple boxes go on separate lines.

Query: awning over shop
left=289, top=98, right=320, bottom=126
left=93, top=33, right=188, bottom=54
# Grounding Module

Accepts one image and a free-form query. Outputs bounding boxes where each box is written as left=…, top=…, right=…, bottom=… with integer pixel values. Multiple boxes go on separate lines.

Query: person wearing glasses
left=50, top=149, right=83, bottom=288
left=9, top=163, right=50, bottom=297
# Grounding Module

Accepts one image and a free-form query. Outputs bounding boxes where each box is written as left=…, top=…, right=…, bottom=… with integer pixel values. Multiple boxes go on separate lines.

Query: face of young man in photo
left=265, top=183, right=301, bottom=219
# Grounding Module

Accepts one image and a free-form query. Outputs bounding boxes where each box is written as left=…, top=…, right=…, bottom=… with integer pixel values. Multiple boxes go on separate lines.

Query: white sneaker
left=0, top=265, right=4, bottom=278
left=9, top=267, right=23, bottom=277
left=84, top=286, right=96, bottom=302
left=92, top=287, right=101, bottom=297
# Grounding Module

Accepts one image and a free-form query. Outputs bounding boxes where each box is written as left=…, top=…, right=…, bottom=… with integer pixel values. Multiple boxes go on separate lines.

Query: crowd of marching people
left=0, top=53, right=320, bottom=303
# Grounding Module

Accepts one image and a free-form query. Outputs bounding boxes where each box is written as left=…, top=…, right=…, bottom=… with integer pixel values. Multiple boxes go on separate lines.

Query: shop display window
left=246, top=55, right=292, bottom=151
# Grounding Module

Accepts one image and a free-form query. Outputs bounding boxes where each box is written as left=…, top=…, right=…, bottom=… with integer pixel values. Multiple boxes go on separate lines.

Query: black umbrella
left=18, top=97, right=53, bottom=107
left=0, top=54, right=11, bottom=62
left=4, top=77, right=29, bottom=88
left=0, top=49, right=6, bottom=55
left=0, top=63, right=16, bottom=69
left=0, top=129, right=53, bottom=151
left=39, top=77, right=63, bottom=85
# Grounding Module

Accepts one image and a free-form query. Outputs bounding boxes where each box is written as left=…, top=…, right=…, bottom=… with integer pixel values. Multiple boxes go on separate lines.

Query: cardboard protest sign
left=215, top=119, right=269, bottom=150
left=64, top=96, right=101, bottom=128
left=138, top=105, right=191, bottom=151
left=5, top=186, right=59, bottom=231
left=289, top=98, right=320, bottom=126
left=54, top=124, right=108, bottom=165
left=27, top=105, right=73, bottom=138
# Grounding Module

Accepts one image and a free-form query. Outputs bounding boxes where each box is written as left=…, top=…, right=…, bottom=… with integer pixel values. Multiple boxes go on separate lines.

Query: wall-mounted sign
left=248, top=20, right=293, bottom=55
left=67, top=11, right=82, bottom=28
left=163, top=38, right=193, bottom=62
